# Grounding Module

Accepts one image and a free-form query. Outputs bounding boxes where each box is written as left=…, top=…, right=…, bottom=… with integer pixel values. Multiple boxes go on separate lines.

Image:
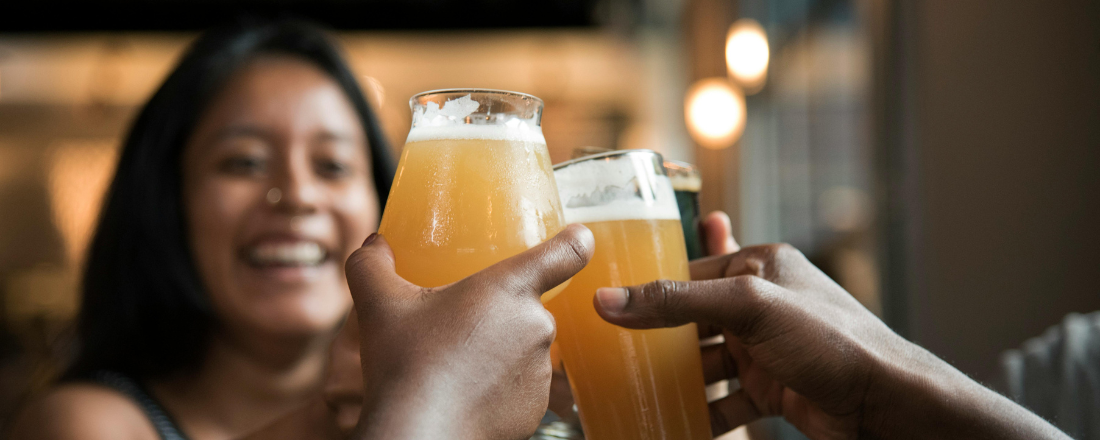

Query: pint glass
left=665, top=160, right=705, bottom=260
left=378, top=89, right=565, bottom=297
left=547, top=150, right=710, bottom=440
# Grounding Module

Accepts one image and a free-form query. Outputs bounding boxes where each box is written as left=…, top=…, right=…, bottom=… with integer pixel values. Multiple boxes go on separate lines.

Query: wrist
left=860, top=338, right=1068, bottom=440
left=860, top=340, right=971, bottom=438
left=355, top=373, right=484, bottom=440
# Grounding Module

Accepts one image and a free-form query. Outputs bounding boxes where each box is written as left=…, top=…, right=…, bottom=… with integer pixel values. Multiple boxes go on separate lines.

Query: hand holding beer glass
left=378, top=89, right=708, bottom=438
left=547, top=150, right=711, bottom=440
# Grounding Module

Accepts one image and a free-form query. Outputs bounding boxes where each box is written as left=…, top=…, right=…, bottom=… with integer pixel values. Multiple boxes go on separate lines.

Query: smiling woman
left=181, top=55, right=379, bottom=343
left=7, top=20, right=395, bottom=440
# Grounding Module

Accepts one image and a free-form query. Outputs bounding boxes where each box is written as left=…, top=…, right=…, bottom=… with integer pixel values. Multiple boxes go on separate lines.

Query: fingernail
left=363, top=233, right=379, bottom=246
left=596, top=287, right=629, bottom=313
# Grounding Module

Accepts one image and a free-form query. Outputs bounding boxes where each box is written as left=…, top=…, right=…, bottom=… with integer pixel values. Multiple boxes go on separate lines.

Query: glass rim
left=664, top=159, right=697, bottom=172
left=552, top=148, right=663, bottom=171
left=410, top=88, right=545, bottom=106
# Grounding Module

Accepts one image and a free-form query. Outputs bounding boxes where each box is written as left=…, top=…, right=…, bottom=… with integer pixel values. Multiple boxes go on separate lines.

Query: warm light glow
left=48, top=140, right=119, bottom=266
left=725, top=19, right=770, bottom=93
left=362, top=75, right=386, bottom=107
left=685, top=78, right=746, bottom=149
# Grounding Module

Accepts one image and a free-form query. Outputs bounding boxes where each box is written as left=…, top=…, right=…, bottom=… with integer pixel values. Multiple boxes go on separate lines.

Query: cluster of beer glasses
left=379, top=90, right=710, bottom=440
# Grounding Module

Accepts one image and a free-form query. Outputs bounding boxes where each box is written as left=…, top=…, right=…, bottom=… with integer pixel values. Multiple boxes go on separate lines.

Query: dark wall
left=904, top=0, right=1100, bottom=380
left=2, top=1, right=601, bottom=32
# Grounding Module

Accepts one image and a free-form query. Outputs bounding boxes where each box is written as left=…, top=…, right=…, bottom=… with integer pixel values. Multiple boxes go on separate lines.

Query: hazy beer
left=378, top=90, right=565, bottom=296
left=547, top=151, right=710, bottom=440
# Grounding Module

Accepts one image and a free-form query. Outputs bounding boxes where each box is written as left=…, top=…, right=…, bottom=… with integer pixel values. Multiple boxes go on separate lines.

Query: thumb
left=462, top=223, right=595, bottom=299
left=594, top=275, right=778, bottom=337
left=344, top=233, right=417, bottom=309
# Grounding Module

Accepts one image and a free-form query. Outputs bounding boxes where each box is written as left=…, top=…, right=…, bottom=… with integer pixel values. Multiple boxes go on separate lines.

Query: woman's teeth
left=248, top=242, right=326, bottom=267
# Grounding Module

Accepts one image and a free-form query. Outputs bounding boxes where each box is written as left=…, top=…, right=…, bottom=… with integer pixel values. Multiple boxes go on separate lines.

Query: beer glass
left=378, top=89, right=566, bottom=299
left=665, top=160, right=705, bottom=260
left=547, top=150, right=710, bottom=440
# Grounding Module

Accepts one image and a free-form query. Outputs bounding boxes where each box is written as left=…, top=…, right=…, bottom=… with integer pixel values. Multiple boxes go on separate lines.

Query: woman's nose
left=272, top=161, right=321, bottom=214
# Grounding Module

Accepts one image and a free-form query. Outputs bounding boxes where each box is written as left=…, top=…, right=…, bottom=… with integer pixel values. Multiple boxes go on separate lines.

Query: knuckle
left=773, top=243, right=805, bottom=262
left=759, top=244, right=785, bottom=261
left=645, top=279, right=686, bottom=312
left=728, top=276, right=764, bottom=311
left=343, top=248, right=368, bottom=275
left=536, top=310, right=557, bottom=345
left=727, top=275, right=781, bottom=340
left=557, top=233, right=591, bottom=270
left=519, top=306, right=557, bottom=350
left=734, top=275, right=770, bottom=304
left=739, top=244, right=800, bottom=279
left=729, top=275, right=758, bottom=297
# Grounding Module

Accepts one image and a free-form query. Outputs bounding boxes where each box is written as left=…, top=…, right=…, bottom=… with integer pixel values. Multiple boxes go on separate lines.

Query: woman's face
left=182, top=55, right=378, bottom=340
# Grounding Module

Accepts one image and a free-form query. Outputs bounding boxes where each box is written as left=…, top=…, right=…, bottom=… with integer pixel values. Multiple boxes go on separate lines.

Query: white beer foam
left=407, top=94, right=546, bottom=144
left=555, top=157, right=680, bottom=224
left=406, top=123, right=546, bottom=144
left=561, top=197, right=680, bottom=224
left=669, top=173, right=702, bottom=192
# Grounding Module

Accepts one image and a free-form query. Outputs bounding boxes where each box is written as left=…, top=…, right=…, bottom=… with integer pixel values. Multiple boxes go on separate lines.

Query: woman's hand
left=594, top=243, right=1070, bottom=440
left=343, top=224, right=594, bottom=440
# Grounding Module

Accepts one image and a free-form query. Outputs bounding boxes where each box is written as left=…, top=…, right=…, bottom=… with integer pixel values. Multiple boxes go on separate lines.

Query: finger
left=594, top=275, right=781, bottom=337
left=701, top=211, right=740, bottom=256
left=701, top=343, right=738, bottom=384
left=709, top=390, right=762, bottom=437
left=463, top=223, right=594, bottom=298
left=689, top=253, right=736, bottom=281
left=689, top=243, right=795, bottom=281
left=344, top=233, right=418, bottom=308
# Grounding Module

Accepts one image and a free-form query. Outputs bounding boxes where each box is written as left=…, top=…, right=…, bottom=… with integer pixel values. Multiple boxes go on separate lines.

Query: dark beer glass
left=665, top=160, right=705, bottom=260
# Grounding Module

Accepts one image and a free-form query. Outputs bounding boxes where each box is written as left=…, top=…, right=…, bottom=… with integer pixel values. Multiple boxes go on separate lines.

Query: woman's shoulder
left=7, top=383, right=160, bottom=440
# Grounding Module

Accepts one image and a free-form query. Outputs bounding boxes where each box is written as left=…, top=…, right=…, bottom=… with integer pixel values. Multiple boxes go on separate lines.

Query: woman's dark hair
left=65, top=19, right=395, bottom=380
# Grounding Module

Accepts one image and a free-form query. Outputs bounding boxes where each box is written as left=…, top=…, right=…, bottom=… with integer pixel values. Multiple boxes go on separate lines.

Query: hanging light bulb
left=725, top=18, right=770, bottom=94
left=684, top=77, right=746, bottom=149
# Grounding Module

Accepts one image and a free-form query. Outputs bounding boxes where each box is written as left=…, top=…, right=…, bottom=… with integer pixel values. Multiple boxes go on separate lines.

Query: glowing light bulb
left=684, top=78, right=746, bottom=149
left=725, top=19, right=769, bottom=93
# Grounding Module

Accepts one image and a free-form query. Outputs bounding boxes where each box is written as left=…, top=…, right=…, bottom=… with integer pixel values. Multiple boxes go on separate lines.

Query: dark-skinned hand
left=338, top=224, right=593, bottom=440
left=594, top=240, right=1070, bottom=440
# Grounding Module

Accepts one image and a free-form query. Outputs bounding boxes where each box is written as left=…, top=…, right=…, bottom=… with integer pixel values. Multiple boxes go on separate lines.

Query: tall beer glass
left=547, top=150, right=710, bottom=440
left=378, top=90, right=565, bottom=298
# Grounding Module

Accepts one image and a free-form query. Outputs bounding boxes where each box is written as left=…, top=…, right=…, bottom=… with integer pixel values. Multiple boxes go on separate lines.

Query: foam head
left=665, top=160, right=702, bottom=192
left=406, top=93, right=546, bottom=144
left=554, top=151, right=681, bottom=224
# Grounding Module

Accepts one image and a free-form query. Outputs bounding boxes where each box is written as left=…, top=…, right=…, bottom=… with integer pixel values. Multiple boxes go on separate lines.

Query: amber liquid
left=378, top=136, right=566, bottom=300
left=546, top=219, right=710, bottom=440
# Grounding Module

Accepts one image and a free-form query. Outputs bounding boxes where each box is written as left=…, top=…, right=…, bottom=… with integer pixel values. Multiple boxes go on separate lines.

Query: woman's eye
left=316, top=159, right=350, bottom=179
left=219, top=156, right=267, bottom=176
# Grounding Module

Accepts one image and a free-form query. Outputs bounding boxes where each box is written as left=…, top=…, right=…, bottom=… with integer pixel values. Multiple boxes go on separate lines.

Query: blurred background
left=0, top=0, right=1097, bottom=438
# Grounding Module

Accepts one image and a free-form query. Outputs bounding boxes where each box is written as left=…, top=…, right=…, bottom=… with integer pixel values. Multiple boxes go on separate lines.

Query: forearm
left=865, top=344, right=1069, bottom=440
